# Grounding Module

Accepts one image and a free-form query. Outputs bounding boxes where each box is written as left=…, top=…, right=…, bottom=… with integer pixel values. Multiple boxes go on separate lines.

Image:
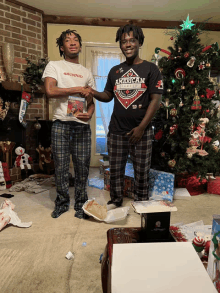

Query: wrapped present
left=207, top=177, right=220, bottom=195
left=176, top=173, right=207, bottom=195
left=148, top=169, right=175, bottom=202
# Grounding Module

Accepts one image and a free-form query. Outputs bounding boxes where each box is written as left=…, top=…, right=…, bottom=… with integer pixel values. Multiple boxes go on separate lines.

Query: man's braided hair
left=116, top=24, right=145, bottom=46
left=56, top=29, right=82, bottom=57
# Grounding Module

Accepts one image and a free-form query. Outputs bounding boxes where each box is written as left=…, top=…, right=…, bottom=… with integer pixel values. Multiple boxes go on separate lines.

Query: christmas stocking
left=19, top=86, right=31, bottom=128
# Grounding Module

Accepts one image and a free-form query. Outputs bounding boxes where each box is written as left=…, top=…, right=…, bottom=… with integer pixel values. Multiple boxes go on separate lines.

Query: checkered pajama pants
left=107, top=127, right=153, bottom=204
left=51, top=120, right=91, bottom=211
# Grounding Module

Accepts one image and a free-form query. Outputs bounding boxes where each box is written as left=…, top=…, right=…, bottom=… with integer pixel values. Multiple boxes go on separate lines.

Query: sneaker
left=107, top=200, right=122, bottom=211
left=75, top=210, right=90, bottom=219
left=51, top=205, right=69, bottom=218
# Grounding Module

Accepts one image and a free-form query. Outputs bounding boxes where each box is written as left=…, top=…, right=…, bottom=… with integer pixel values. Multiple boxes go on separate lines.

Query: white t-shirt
left=42, top=60, right=96, bottom=123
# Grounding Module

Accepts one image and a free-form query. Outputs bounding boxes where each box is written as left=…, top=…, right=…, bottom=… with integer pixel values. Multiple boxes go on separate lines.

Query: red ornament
left=155, top=129, right=163, bottom=140
left=206, top=88, right=215, bottom=99
left=170, top=37, right=173, bottom=40
left=184, top=52, right=190, bottom=58
left=202, top=45, right=212, bottom=53
left=206, top=109, right=210, bottom=113
left=189, top=79, right=195, bottom=85
left=174, top=68, right=186, bottom=79
left=201, top=95, right=205, bottom=98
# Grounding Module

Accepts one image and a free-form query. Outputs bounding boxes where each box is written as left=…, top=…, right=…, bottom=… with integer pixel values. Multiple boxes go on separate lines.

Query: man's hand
left=127, top=126, right=145, bottom=144
left=80, top=87, right=94, bottom=99
left=76, top=112, right=92, bottom=122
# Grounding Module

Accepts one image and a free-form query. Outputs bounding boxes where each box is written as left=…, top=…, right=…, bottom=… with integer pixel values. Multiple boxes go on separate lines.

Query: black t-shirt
left=104, top=60, right=163, bottom=135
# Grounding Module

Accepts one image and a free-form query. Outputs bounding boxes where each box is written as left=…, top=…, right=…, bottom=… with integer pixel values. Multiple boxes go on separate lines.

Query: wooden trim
left=43, top=15, right=220, bottom=31
left=6, top=0, right=44, bottom=14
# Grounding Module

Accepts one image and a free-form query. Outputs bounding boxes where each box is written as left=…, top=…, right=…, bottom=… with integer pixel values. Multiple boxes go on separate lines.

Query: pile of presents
left=101, top=152, right=220, bottom=202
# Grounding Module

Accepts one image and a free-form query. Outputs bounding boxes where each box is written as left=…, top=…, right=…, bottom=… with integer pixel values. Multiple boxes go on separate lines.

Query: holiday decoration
left=180, top=15, right=195, bottom=30
left=0, top=98, right=10, bottom=121
left=170, top=108, right=177, bottom=117
left=19, top=89, right=31, bottom=128
left=184, top=52, right=190, bottom=58
left=189, top=79, right=195, bottom=85
left=206, top=88, right=215, bottom=99
left=14, top=146, right=34, bottom=180
left=174, top=68, right=186, bottom=79
left=151, top=16, right=220, bottom=180
left=192, top=236, right=206, bottom=258
left=191, top=88, right=202, bottom=110
left=168, top=159, right=176, bottom=168
left=155, top=47, right=171, bottom=56
left=187, top=56, right=196, bottom=67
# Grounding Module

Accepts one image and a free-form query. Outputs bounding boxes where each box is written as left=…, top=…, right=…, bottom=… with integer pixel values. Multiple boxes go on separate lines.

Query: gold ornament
left=168, top=159, right=176, bottom=168
left=213, top=145, right=219, bottom=152
left=187, top=153, right=193, bottom=159
left=170, top=108, right=177, bottom=117
left=206, top=63, right=211, bottom=67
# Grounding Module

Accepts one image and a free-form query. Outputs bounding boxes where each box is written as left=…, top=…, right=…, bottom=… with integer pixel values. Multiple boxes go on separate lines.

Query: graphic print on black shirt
left=114, top=68, right=147, bottom=109
left=105, top=61, right=163, bottom=135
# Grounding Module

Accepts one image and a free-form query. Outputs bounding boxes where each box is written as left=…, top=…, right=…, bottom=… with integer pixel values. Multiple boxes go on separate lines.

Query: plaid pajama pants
left=51, top=120, right=91, bottom=212
left=107, top=126, right=153, bottom=204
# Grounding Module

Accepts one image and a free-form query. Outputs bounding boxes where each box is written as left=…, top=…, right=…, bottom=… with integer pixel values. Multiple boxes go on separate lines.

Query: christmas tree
left=151, top=15, right=220, bottom=179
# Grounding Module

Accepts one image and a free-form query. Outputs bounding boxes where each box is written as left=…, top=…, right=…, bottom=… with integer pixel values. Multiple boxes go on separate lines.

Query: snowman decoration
left=14, top=146, right=34, bottom=180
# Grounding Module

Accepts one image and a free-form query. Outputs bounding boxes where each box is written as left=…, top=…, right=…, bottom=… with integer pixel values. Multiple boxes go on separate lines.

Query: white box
left=112, top=242, right=217, bottom=293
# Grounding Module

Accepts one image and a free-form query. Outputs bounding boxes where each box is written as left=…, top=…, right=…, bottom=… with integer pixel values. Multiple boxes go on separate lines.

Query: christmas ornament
left=206, top=109, right=210, bottom=113
left=180, top=14, right=195, bottom=30
left=179, top=98, right=184, bottom=107
left=187, top=56, right=196, bottom=67
left=161, top=98, right=174, bottom=119
left=168, top=159, right=176, bottom=168
left=174, top=68, right=186, bottom=79
left=178, top=47, right=182, bottom=52
left=187, top=153, right=193, bottom=159
left=154, top=129, right=163, bottom=140
left=192, top=236, right=206, bottom=252
left=160, top=152, right=165, bottom=157
left=198, top=62, right=205, bottom=70
left=169, top=124, right=178, bottom=135
left=0, top=98, right=10, bottom=121
left=170, top=37, right=173, bottom=40
left=155, top=47, right=171, bottom=56
left=184, top=52, right=190, bottom=58
left=170, top=108, right=177, bottom=117
left=19, top=88, right=31, bottom=128
left=167, top=89, right=172, bottom=92
left=189, top=79, right=195, bottom=85
left=213, top=140, right=220, bottom=147
left=206, top=88, right=215, bottom=99
left=206, top=63, right=211, bottom=68
left=202, top=45, right=212, bottom=53
left=213, top=145, right=219, bottom=152
left=181, top=85, right=185, bottom=90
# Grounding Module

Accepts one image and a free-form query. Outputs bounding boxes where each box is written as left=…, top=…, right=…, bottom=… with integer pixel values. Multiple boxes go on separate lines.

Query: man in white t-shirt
left=42, top=29, right=95, bottom=219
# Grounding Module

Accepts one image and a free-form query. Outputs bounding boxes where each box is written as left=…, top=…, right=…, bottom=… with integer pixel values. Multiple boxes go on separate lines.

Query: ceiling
left=20, top=0, right=220, bottom=24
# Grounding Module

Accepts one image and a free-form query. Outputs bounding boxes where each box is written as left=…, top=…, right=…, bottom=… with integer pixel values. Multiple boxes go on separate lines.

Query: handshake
left=80, top=86, right=94, bottom=100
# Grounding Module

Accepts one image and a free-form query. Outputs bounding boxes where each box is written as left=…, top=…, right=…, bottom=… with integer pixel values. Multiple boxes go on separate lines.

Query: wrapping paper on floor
left=0, top=199, right=32, bottom=231
left=82, top=199, right=130, bottom=223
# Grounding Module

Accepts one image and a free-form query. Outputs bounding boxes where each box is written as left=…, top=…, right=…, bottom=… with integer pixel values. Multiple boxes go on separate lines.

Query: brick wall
left=0, top=0, right=47, bottom=120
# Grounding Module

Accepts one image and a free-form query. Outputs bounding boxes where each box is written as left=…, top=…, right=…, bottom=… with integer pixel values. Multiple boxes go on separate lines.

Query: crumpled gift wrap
left=83, top=199, right=107, bottom=220
left=0, top=199, right=32, bottom=231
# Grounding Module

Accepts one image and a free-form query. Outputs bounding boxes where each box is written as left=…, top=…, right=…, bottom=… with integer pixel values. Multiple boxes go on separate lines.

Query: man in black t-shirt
left=87, top=24, right=163, bottom=210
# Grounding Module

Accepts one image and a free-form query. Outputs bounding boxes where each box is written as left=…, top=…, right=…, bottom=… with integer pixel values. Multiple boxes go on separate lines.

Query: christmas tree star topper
left=180, top=15, right=195, bottom=30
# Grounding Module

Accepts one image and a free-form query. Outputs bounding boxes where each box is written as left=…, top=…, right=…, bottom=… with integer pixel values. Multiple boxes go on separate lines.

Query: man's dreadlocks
left=56, top=29, right=82, bottom=57
left=116, top=24, right=145, bottom=46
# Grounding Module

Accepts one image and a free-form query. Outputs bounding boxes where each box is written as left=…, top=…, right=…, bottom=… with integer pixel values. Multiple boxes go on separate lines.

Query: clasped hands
left=80, top=86, right=94, bottom=99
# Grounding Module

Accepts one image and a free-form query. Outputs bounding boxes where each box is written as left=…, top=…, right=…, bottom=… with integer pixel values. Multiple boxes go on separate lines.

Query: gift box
left=176, top=173, right=207, bottom=196
left=207, top=177, right=220, bottom=195
left=104, top=164, right=175, bottom=202
left=148, top=169, right=175, bottom=202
